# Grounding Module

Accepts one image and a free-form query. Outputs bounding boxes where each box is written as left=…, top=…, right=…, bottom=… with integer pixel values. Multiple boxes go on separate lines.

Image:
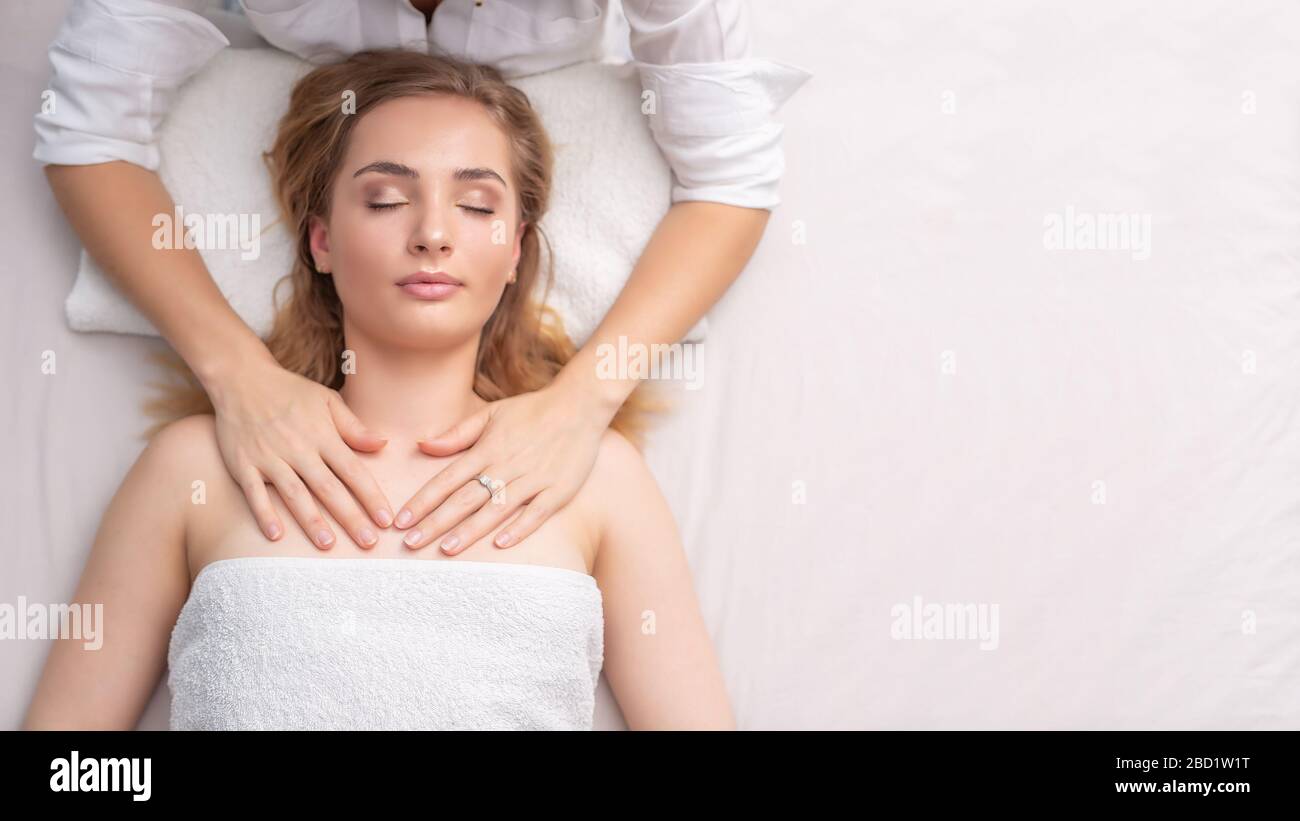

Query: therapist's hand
left=208, top=356, right=394, bottom=548
left=394, top=378, right=614, bottom=553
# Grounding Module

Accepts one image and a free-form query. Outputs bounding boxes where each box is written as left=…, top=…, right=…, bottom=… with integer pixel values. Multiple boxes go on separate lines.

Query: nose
left=408, top=201, right=454, bottom=258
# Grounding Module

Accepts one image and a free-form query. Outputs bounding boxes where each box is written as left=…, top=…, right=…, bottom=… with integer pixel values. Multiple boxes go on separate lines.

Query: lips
left=396, top=270, right=463, bottom=287
left=396, top=270, right=463, bottom=301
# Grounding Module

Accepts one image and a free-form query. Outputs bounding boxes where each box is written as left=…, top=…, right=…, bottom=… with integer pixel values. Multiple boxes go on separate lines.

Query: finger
left=322, top=444, right=394, bottom=529
left=237, top=467, right=284, bottom=541
left=402, top=474, right=500, bottom=551
left=264, top=463, right=336, bottom=550
left=435, top=487, right=522, bottom=555
left=394, top=452, right=491, bottom=529
left=297, top=459, right=380, bottom=548
left=416, top=406, right=491, bottom=456
left=493, top=488, right=558, bottom=549
left=328, top=393, right=389, bottom=453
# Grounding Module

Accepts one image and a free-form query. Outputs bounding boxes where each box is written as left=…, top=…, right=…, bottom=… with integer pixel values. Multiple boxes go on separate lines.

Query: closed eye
left=366, top=203, right=494, bottom=215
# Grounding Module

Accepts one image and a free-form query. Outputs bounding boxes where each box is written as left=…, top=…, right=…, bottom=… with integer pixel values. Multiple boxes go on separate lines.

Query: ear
left=308, top=215, right=332, bottom=273
left=511, top=221, right=527, bottom=269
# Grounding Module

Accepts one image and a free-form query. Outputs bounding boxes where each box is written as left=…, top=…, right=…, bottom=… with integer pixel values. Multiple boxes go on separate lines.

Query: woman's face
left=309, top=93, right=524, bottom=351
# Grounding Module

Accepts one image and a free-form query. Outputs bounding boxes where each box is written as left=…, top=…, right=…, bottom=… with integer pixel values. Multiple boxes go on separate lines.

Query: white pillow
left=64, top=48, right=706, bottom=347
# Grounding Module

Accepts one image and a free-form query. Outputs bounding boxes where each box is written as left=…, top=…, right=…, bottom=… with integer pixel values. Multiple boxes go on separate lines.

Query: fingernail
left=495, top=532, right=512, bottom=547
left=317, top=530, right=334, bottom=547
left=395, top=509, right=413, bottom=528
left=267, top=522, right=281, bottom=540
left=359, top=528, right=377, bottom=546
left=376, top=509, right=394, bottom=527
left=404, top=529, right=423, bottom=547
left=440, top=535, right=460, bottom=553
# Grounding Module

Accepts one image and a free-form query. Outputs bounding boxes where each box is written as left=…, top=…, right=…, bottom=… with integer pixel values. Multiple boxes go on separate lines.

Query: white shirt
left=33, top=0, right=812, bottom=209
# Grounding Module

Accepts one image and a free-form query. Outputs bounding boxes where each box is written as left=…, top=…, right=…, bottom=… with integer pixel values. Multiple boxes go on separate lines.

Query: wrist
left=554, top=344, right=635, bottom=425
left=191, top=335, right=277, bottom=405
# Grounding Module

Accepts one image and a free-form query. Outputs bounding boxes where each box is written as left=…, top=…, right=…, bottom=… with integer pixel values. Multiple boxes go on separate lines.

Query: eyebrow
left=351, top=161, right=507, bottom=188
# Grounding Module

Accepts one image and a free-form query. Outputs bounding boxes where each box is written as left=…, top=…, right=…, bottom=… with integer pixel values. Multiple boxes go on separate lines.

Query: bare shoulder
left=143, top=413, right=222, bottom=476
left=579, top=428, right=671, bottom=547
left=588, top=428, right=657, bottom=499
left=136, top=414, right=227, bottom=518
left=596, top=427, right=646, bottom=467
left=138, top=414, right=236, bottom=566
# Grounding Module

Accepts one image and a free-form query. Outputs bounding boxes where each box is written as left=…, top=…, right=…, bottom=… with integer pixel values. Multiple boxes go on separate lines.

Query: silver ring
left=476, top=474, right=497, bottom=492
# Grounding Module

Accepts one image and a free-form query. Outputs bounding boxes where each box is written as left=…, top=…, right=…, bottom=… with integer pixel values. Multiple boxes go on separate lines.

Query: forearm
left=44, top=161, right=272, bottom=392
left=556, top=201, right=770, bottom=412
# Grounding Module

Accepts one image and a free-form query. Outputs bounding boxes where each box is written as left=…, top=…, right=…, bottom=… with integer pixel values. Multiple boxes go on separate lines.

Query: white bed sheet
left=2, top=0, right=1298, bottom=729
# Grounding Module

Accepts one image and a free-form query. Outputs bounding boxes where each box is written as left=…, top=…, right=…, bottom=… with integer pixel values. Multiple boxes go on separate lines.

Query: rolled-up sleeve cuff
left=33, top=0, right=229, bottom=169
left=636, top=58, right=812, bottom=209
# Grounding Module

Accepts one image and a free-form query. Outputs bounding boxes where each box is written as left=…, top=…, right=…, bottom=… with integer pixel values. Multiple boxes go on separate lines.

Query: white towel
left=166, top=557, right=605, bottom=730
left=65, top=48, right=706, bottom=346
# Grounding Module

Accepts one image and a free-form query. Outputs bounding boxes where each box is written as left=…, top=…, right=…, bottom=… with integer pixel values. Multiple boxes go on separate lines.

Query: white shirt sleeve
left=33, top=0, right=230, bottom=169
left=622, top=0, right=811, bottom=210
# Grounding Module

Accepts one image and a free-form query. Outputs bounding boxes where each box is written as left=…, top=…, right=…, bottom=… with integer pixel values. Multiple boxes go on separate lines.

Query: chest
left=184, top=450, right=597, bottom=584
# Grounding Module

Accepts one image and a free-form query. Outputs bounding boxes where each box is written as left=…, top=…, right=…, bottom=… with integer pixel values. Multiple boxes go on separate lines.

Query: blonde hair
left=145, top=49, right=663, bottom=446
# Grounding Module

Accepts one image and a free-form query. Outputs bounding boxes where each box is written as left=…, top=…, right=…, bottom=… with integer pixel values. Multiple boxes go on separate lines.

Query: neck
left=338, top=332, right=487, bottom=449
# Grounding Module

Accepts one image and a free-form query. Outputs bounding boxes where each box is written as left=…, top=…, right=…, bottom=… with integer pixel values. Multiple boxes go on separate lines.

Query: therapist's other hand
left=209, top=357, right=394, bottom=548
left=395, top=381, right=611, bottom=553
